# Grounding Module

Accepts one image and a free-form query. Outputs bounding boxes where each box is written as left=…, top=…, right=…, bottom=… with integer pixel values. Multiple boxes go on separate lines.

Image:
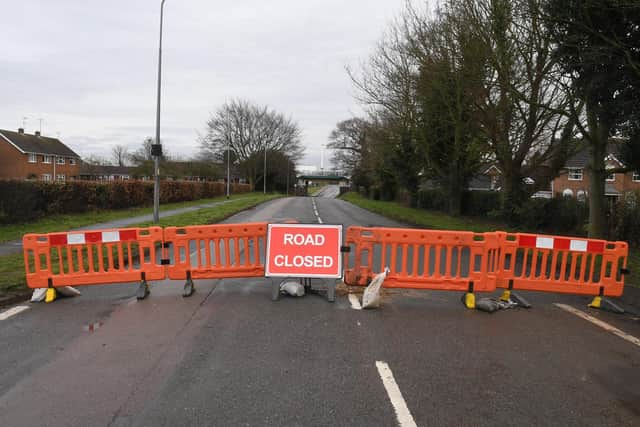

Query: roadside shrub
left=0, top=179, right=251, bottom=224
left=609, top=191, right=640, bottom=246
left=515, top=196, right=589, bottom=235
left=461, top=191, right=501, bottom=216
left=416, top=189, right=500, bottom=216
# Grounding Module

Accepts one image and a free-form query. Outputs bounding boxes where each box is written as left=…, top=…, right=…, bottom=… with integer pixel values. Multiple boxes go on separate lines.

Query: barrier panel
left=495, top=232, right=628, bottom=297
left=343, top=226, right=500, bottom=293
left=23, top=227, right=165, bottom=289
left=164, top=223, right=267, bottom=283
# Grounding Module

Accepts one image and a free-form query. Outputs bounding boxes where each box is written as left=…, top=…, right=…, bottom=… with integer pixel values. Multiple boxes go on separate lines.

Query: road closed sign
left=265, top=224, right=343, bottom=278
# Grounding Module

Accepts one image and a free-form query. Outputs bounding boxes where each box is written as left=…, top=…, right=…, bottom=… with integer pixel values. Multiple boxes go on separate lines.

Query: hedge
left=0, top=180, right=251, bottom=224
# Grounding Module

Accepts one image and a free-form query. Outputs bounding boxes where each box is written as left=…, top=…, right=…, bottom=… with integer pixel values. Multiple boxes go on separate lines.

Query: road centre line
left=311, top=198, right=324, bottom=224
left=0, top=305, right=30, bottom=321
left=375, top=361, right=418, bottom=427
left=349, top=294, right=362, bottom=310
left=554, top=303, right=640, bottom=348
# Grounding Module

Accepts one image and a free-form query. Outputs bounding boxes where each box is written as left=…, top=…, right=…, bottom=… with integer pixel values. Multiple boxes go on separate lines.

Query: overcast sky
left=1, top=0, right=419, bottom=169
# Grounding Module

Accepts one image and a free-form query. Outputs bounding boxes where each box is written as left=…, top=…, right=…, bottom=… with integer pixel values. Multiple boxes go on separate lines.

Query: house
left=553, top=144, right=640, bottom=200
left=78, top=163, right=134, bottom=181
left=0, top=128, right=81, bottom=182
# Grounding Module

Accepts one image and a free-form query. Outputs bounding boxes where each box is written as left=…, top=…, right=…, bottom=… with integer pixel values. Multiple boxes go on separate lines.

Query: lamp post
left=226, top=140, right=230, bottom=198
left=286, top=158, right=290, bottom=196
left=263, top=143, right=267, bottom=194
left=152, top=0, right=167, bottom=224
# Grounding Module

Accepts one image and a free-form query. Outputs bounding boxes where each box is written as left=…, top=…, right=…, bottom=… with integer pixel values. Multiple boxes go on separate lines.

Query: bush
left=610, top=191, right=640, bottom=246
left=416, top=189, right=500, bottom=216
left=0, top=179, right=251, bottom=224
left=515, top=196, right=589, bottom=236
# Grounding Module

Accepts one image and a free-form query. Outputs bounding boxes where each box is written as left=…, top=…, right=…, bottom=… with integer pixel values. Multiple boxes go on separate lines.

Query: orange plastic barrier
left=164, top=222, right=267, bottom=280
left=23, top=227, right=165, bottom=288
left=343, top=226, right=500, bottom=292
left=495, top=232, right=628, bottom=297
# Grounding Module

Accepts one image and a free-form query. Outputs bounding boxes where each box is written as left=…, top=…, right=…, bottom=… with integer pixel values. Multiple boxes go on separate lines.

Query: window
left=606, top=167, right=615, bottom=182
left=568, top=168, right=583, bottom=181
left=69, top=158, right=76, bottom=165
left=577, top=190, right=587, bottom=202
left=56, top=157, right=65, bottom=165
left=43, top=155, right=53, bottom=164
left=28, top=153, right=37, bottom=163
left=633, top=171, right=640, bottom=182
left=56, top=174, right=65, bottom=182
left=41, top=174, right=51, bottom=182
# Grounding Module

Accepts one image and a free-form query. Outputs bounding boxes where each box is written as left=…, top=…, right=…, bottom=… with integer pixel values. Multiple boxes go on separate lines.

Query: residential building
left=0, top=128, right=81, bottom=181
left=78, top=163, right=134, bottom=181
left=553, top=145, right=640, bottom=200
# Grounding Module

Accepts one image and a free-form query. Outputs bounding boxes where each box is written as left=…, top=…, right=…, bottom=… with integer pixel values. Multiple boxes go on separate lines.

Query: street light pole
left=226, top=140, right=230, bottom=199
left=153, top=0, right=167, bottom=224
left=263, top=143, right=267, bottom=194
left=286, top=159, right=290, bottom=196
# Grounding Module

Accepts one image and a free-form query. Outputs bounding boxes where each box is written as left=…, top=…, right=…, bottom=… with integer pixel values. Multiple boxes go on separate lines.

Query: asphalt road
left=1, top=193, right=639, bottom=426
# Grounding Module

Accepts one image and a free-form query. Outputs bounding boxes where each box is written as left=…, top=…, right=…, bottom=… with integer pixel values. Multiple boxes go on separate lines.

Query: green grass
left=137, top=193, right=282, bottom=227
left=0, top=193, right=282, bottom=299
left=341, top=191, right=639, bottom=288
left=0, top=193, right=252, bottom=243
left=340, top=192, right=506, bottom=233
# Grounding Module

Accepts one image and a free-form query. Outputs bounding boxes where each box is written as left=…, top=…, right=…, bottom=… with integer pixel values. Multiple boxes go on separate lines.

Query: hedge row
left=411, top=188, right=640, bottom=245
left=0, top=180, right=251, bottom=224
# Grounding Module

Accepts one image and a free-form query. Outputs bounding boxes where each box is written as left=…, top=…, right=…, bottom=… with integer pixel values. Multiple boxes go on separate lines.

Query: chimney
left=18, top=128, right=24, bottom=134
left=35, top=131, right=41, bottom=137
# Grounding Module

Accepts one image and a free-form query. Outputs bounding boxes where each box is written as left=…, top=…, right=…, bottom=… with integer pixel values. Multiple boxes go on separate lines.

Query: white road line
left=0, top=305, right=30, bottom=321
left=311, top=198, right=323, bottom=224
left=554, top=303, right=640, bottom=348
left=375, top=361, right=418, bottom=427
left=349, top=294, right=362, bottom=310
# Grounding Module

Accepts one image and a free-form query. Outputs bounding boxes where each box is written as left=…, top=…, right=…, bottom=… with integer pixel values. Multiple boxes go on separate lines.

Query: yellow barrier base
left=45, top=287, right=57, bottom=303
left=463, top=292, right=476, bottom=310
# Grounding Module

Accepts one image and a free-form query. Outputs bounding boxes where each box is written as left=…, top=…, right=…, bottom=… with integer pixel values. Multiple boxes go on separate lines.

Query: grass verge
left=340, top=192, right=505, bottom=232
left=0, top=193, right=282, bottom=302
left=0, top=193, right=254, bottom=243
left=341, top=191, right=639, bottom=288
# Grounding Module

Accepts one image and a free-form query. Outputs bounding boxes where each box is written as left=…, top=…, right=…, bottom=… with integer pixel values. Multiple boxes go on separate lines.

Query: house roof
left=0, top=129, right=80, bottom=157
left=565, top=141, right=625, bottom=169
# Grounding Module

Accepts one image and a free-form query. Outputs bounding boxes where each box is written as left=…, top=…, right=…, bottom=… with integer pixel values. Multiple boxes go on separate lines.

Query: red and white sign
left=265, top=224, right=343, bottom=278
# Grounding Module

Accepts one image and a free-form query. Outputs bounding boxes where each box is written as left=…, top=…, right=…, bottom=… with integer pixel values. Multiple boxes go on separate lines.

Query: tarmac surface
left=0, top=189, right=639, bottom=426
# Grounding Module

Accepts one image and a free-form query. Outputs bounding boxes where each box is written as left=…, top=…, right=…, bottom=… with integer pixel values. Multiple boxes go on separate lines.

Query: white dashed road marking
left=349, top=294, right=362, bottom=310
left=375, top=361, right=418, bottom=427
left=0, top=305, right=30, bottom=321
left=311, top=198, right=323, bottom=224
left=554, top=303, right=640, bottom=348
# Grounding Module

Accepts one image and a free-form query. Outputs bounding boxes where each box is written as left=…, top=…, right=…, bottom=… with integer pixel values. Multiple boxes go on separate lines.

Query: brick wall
left=0, top=141, right=80, bottom=180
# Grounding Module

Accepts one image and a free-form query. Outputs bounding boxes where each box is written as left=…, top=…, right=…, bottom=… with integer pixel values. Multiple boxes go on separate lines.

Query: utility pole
left=152, top=0, right=167, bottom=224
left=226, top=139, right=230, bottom=199
left=286, top=159, right=291, bottom=196
left=263, top=143, right=267, bottom=194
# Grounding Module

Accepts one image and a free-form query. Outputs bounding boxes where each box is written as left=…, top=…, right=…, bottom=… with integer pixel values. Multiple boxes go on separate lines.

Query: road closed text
left=266, top=224, right=343, bottom=278
left=273, top=254, right=334, bottom=268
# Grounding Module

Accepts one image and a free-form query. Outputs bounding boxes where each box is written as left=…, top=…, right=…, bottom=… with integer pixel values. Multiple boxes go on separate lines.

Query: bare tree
left=458, top=0, right=578, bottom=221
left=200, top=99, right=304, bottom=189
left=111, top=145, right=129, bottom=167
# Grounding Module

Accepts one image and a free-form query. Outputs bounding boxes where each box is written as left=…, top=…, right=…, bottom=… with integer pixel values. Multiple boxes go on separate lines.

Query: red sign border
left=265, top=223, right=343, bottom=278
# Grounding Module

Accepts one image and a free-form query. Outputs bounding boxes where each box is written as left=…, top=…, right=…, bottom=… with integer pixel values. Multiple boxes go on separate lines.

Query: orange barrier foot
left=588, top=292, right=624, bottom=314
